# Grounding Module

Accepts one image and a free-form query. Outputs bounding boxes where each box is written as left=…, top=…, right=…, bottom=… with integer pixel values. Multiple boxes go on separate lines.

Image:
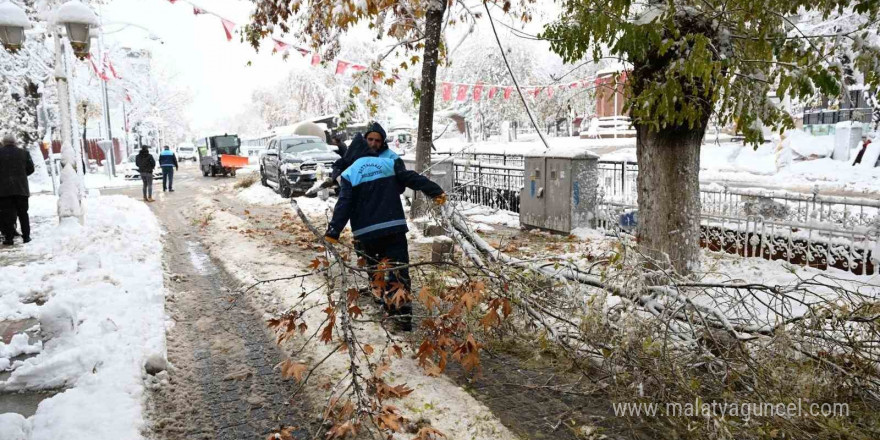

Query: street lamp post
left=0, top=0, right=99, bottom=223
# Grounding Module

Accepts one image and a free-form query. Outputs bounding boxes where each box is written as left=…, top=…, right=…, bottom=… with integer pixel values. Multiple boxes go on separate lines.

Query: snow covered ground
left=434, top=132, right=880, bottom=195
left=197, top=188, right=518, bottom=440
left=0, top=195, right=165, bottom=440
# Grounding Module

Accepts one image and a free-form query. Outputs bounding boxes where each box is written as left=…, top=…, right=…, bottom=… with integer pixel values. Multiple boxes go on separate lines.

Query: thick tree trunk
left=411, top=0, right=446, bottom=217
left=634, top=123, right=705, bottom=274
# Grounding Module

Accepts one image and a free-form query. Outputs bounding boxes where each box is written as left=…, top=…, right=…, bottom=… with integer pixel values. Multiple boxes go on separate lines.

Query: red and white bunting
left=221, top=18, right=235, bottom=41
left=488, top=86, right=498, bottom=99
left=88, top=54, right=109, bottom=81
left=168, top=0, right=178, bottom=3
left=311, top=53, right=321, bottom=66
left=473, top=83, right=484, bottom=101
left=503, top=86, right=512, bottom=100
left=351, top=64, right=366, bottom=73
left=125, top=91, right=132, bottom=103
left=273, top=38, right=290, bottom=53
left=104, top=53, right=121, bottom=79
left=456, top=84, right=468, bottom=101
left=441, top=82, right=452, bottom=101
left=547, top=87, right=555, bottom=98
left=193, top=6, right=207, bottom=15
left=569, top=81, right=579, bottom=89
left=335, top=60, right=350, bottom=75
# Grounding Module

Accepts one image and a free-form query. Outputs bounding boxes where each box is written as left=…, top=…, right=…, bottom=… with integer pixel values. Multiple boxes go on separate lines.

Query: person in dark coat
left=135, top=146, right=156, bottom=202
left=0, top=134, right=35, bottom=245
left=158, top=145, right=179, bottom=192
left=324, top=122, right=446, bottom=331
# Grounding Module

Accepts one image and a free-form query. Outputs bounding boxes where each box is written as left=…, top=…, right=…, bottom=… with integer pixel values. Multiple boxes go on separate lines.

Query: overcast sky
left=99, top=0, right=564, bottom=135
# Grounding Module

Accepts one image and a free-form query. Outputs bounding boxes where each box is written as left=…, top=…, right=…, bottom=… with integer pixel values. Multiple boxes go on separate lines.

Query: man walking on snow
left=0, top=134, right=35, bottom=245
left=324, top=122, right=447, bottom=331
left=159, top=145, right=179, bottom=192
left=135, top=145, right=156, bottom=202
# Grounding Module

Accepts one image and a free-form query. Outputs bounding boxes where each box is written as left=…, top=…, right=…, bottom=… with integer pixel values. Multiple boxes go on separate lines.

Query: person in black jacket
left=135, top=146, right=156, bottom=202
left=0, top=134, right=35, bottom=245
left=324, top=122, right=446, bottom=331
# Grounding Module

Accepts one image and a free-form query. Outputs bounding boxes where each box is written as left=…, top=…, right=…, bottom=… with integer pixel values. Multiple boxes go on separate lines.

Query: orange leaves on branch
left=417, top=287, right=440, bottom=312
left=320, top=307, right=337, bottom=344
left=267, top=312, right=306, bottom=344
left=453, top=334, right=482, bottom=372
left=377, top=405, right=405, bottom=432
left=325, top=421, right=359, bottom=439
left=413, top=427, right=446, bottom=440
left=280, top=360, right=308, bottom=382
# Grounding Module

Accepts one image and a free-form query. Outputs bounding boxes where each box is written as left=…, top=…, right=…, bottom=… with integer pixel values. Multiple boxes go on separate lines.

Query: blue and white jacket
left=159, top=149, right=178, bottom=169
left=325, top=141, right=443, bottom=241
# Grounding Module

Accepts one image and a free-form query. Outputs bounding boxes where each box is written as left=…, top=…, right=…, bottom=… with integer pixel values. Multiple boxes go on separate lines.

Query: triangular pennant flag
left=296, top=47, right=309, bottom=56
left=88, top=54, right=109, bottom=81
left=569, top=81, right=579, bottom=89
left=503, top=86, right=512, bottom=100
left=168, top=0, right=178, bottom=3
left=273, top=38, right=290, bottom=53
left=221, top=18, right=235, bottom=41
left=311, top=53, right=321, bottom=66
left=488, top=86, right=498, bottom=99
left=105, top=54, right=121, bottom=79
left=456, top=84, right=468, bottom=101
left=193, top=6, right=207, bottom=15
left=335, top=60, right=350, bottom=75
left=441, top=82, right=452, bottom=101
left=547, top=87, right=555, bottom=98
left=351, top=64, right=367, bottom=73
left=125, top=92, right=132, bottom=103
left=473, top=83, right=484, bottom=102
left=531, top=87, right=541, bottom=98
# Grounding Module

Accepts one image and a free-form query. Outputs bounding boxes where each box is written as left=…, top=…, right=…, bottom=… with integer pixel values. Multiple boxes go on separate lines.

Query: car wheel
left=210, top=167, right=216, bottom=177
left=202, top=168, right=209, bottom=176
left=260, top=169, right=269, bottom=187
left=279, top=181, right=292, bottom=198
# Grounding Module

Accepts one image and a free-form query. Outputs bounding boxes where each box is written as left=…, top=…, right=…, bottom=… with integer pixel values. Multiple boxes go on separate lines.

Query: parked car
left=176, top=143, right=197, bottom=162
left=260, top=135, right=340, bottom=197
left=123, top=152, right=162, bottom=180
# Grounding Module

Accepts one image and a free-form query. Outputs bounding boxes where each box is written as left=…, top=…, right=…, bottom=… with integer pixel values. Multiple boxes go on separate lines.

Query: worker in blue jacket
left=158, top=145, right=179, bottom=192
left=324, top=122, right=446, bottom=331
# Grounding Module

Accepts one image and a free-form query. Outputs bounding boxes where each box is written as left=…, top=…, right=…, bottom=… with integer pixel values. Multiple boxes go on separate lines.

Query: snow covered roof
left=596, top=62, right=627, bottom=76
left=53, top=1, right=99, bottom=26
left=0, top=2, right=32, bottom=28
left=524, top=147, right=600, bottom=159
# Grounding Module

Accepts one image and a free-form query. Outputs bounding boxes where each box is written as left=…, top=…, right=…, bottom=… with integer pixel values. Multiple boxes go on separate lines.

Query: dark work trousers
left=140, top=172, right=153, bottom=199
left=0, top=196, right=29, bottom=242
left=359, top=232, right=412, bottom=318
left=162, top=167, right=174, bottom=190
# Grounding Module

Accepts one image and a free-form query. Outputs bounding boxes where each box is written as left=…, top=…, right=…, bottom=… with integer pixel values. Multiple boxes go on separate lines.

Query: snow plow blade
left=220, top=155, right=248, bottom=169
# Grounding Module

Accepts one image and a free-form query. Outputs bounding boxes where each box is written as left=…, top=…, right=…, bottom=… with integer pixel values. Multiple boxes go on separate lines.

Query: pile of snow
left=237, top=184, right=286, bottom=206
left=0, top=194, right=165, bottom=439
left=455, top=203, right=520, bottom=228
left=291, top=195, right=337, bottom=216
left=783, top=130, right=835, bottom=159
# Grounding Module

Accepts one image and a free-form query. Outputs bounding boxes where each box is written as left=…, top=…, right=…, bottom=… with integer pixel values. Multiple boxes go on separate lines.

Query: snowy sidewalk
left=0, top=195, right=166, bottom=440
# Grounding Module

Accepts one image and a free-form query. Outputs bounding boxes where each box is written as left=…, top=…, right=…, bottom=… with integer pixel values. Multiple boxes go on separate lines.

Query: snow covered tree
left=245, top=0, right=537, bottom=211
left=542, top=0, right=880, bottom=274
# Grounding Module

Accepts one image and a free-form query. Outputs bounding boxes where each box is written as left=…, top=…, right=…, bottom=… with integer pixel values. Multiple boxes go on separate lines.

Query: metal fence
left=597, top=160, right=638, bottom=203
left=594, top=164, right=880, bottom=274
left=436, top=151, right=525, bottom=168
left=452, top=159, right=524, bottom=213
